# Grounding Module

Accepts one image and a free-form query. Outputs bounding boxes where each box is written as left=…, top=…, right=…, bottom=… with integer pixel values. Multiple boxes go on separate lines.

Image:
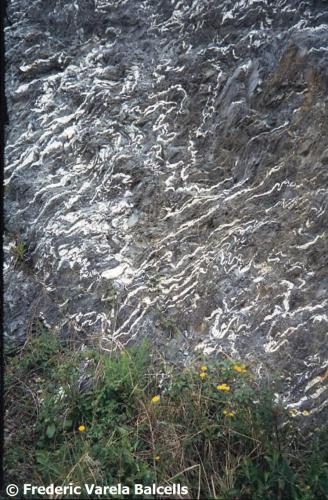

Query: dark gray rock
left=5, top=0, right=328, bottom=419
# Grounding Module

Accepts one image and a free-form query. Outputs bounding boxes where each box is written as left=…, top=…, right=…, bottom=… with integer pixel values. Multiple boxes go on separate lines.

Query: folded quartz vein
left=4, top=0, right=328, bottom=417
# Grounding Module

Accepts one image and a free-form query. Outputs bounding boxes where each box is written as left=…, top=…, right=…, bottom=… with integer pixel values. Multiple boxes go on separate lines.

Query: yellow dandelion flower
left=151, top=395, right=160, bottom=403
left=199, top=372, right=207, bottom=379
left=302, top=410, right=310, bottom=416
left=216, top=383, right=231, bottom=392
left=200, top=365, right=208, bottom=372
left=288, top=408, right=298, bottom=417
left=78, top=424, right=86, bottom=432
left=223, top=409, right=235, bottom=417
left=155, top=455, right=160, bottom=461
left=232, top=363, right=247, bottom=373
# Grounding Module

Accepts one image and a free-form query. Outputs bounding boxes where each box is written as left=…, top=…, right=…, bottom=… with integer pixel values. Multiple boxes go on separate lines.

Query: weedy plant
left=11, top=240, right=27, bottom=263
left=4, top=329, right=328, bottom=499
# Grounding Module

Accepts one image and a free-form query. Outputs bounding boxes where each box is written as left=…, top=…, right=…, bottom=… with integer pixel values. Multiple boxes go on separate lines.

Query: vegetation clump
left=4, top=330, right=328, bottom=499
left=10, top=239, right=27, bottom=263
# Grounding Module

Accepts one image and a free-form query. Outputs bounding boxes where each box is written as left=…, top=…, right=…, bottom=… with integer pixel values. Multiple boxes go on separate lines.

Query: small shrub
left=11, top=240, right=27, bottom=262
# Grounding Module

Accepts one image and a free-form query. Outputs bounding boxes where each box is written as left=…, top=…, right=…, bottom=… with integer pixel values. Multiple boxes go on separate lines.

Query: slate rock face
left=5, top=0, right=328, bottom=417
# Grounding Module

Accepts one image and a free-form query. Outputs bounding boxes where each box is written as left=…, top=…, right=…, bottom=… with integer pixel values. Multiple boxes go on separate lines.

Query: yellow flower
left=199, top=372, right=207, bottom=379
left=232, top=363, right=247, bottom=373
left=155, top=455, right=160, bottom=461
left=223, top=409, right=235, bottom=417
left=302, top=410, right=310, bottom=416
left=78, top=425, right=86, bottom=432
left=216, top=383, right=231, bottom=392
left=151, top=395, right=160, bottom=403
left=200, top=365, right=208, bottom=372
left=288, top=408, right=298, bottom=417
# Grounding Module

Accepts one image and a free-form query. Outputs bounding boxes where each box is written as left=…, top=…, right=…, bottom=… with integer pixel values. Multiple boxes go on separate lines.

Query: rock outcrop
left=5, top=0, right=328, bottom=418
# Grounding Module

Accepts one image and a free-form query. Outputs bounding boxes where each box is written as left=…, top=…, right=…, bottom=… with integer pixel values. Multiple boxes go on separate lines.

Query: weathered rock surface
left=5, top=0, right=328, bottom=418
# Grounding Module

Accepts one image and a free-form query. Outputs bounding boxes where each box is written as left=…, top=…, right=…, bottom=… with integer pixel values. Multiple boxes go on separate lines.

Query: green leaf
left=36, top=451, right=49, bottom=465
left=46, top=423, right=56, bottom=438
left=278, top=478, right=285, bottom=490
left=63, top=419, right=73, bottom=430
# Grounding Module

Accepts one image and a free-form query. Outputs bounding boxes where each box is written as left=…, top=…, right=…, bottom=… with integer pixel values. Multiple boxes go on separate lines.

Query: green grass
left=4, top=330, right=328, bottom=499
left=10, top=240, right=27, bottom=262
